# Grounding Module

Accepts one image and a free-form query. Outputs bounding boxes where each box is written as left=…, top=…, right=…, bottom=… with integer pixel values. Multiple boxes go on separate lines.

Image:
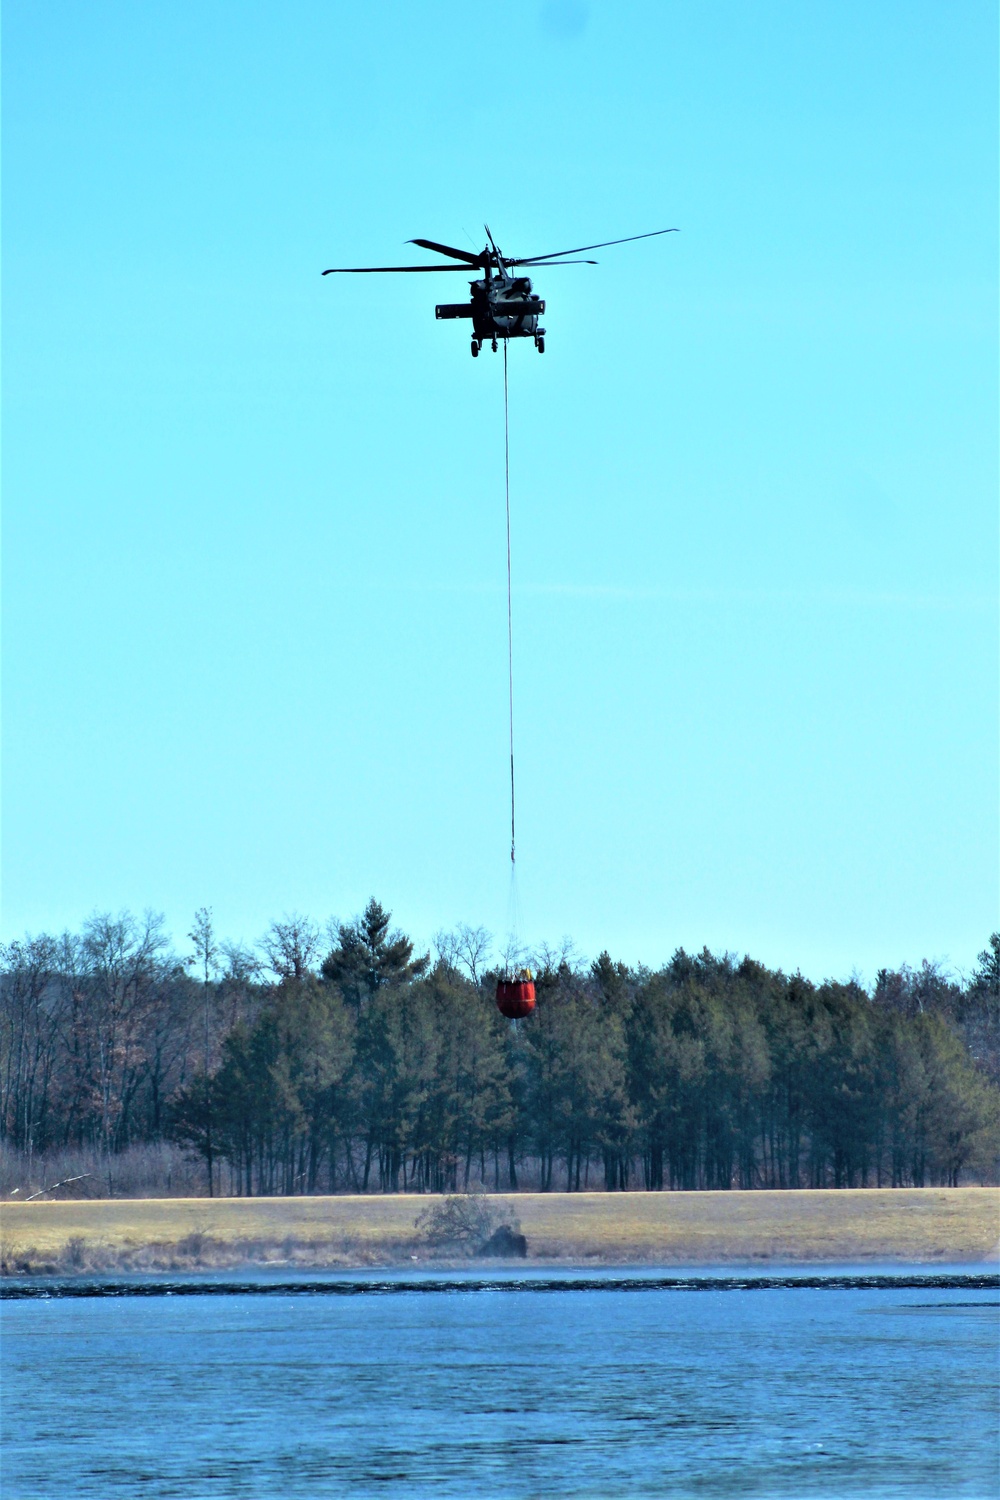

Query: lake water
left=2, top=1268, right=997, bottom=1498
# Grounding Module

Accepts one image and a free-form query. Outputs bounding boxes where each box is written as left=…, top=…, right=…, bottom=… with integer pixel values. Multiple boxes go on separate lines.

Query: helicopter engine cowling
left=493, top=301, right=544, bottom=316
left=436, top=301, right=544, bottom=320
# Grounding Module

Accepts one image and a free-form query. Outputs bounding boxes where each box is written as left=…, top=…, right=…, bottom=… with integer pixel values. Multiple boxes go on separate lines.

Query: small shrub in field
left=66, top=1236, right=87, bottom=1269
left=479, top=1224, right=528, bottom=1257
left=177, top=1230, right=207, bottom=1258
left=414, top=1194, right=520, bottom=1251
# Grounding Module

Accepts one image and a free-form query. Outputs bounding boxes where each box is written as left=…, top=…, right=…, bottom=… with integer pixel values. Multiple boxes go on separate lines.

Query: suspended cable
left=504, top=339, right=516, bottom=867
left=496, top=338, right=534, bottom=1018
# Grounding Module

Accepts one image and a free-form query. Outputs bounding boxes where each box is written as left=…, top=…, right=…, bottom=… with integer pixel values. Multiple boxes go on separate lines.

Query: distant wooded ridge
left=2, top=903, right=997, bottom=1197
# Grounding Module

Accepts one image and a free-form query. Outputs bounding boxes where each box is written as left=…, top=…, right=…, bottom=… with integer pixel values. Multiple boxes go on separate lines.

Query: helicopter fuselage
left=435, top=271, right=546, bottom=355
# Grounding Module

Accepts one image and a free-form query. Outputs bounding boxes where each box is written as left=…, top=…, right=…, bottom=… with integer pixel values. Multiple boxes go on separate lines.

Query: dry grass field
left=2, top=1188, right=997, bottom=1274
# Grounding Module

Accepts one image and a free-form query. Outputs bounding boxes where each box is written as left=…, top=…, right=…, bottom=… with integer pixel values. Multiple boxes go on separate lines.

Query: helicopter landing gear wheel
left=471, top=340, right=479, bottom=357
left=535, top=335, right=545, bottom=353
left=491, top=338, right=498, bottom=353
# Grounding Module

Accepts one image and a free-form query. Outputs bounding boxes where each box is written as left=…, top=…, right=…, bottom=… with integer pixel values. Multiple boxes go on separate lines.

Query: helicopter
left=322, top=225, right=677, bottom=356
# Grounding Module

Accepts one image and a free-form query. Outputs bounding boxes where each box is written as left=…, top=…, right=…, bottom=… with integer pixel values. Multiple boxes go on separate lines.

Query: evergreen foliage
left=2, top=907, right=997, bottom=1194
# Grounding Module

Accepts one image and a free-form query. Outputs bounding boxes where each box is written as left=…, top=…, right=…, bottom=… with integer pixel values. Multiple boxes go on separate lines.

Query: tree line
left=2, top=902, right=997, bottom=1195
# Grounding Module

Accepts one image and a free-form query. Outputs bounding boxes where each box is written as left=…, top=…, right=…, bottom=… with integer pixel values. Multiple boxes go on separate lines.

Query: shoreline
left=3, top=1187, right=997, bottom=1277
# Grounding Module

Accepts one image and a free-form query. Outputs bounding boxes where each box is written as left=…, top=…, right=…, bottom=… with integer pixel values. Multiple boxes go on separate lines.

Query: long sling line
left=503, top=338, right=516, bottom=866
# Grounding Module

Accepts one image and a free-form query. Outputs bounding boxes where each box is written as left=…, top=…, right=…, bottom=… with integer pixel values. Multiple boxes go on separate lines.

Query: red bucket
left=495, top=978, right=536, bottom=1019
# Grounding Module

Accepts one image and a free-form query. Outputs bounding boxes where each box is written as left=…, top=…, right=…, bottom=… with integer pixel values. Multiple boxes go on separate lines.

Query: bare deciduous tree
left=434, top=924, right=493, bottom=986
left=0, top=935, right=65, bottom=1168
left=187, top=908, right=222, bottom=1194
left=260, top=916, right=321, bottom=982
left=81, top=910, right=169, bottom=1189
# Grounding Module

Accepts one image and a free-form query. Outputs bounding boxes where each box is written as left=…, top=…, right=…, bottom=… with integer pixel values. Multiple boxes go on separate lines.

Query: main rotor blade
left=510, top=228, right=678, bottom=265
left=321, top=264, right=472, bottom=274
left=409, top=238, right=484, bottom=266
left=513, top=258, right=597, bottom=266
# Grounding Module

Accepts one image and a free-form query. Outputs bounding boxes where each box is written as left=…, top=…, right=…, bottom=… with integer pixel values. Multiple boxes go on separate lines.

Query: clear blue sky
left=4, top=1, right=997, bottom=982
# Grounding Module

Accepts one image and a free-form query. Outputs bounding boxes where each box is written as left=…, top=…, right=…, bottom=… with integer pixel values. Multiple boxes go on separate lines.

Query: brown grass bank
left=3, top=1188, right=998, bottom=1276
